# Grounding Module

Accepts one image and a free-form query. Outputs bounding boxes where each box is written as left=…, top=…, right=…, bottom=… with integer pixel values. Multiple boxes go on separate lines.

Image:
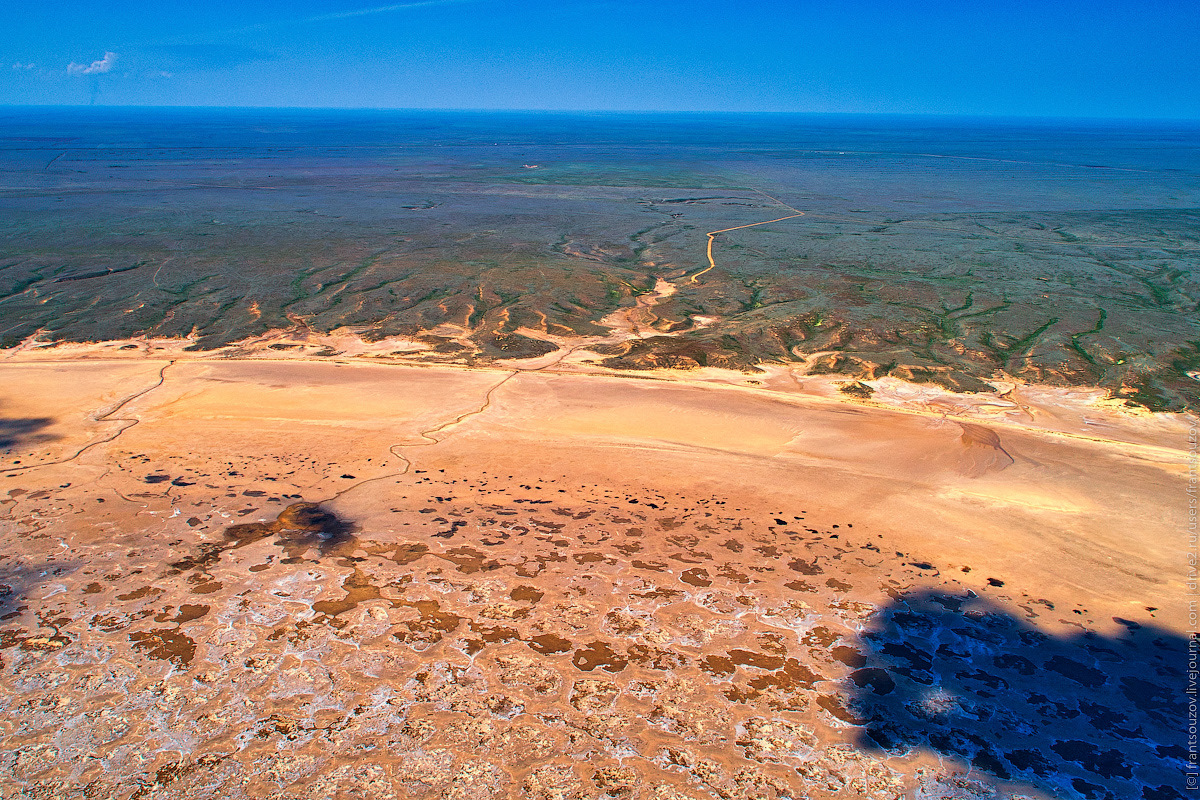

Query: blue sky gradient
left=3, top=0, right=1197, bottom=117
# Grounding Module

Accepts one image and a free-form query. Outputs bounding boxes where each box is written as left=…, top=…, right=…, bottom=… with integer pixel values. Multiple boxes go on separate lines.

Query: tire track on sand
left=320, top=350, right=584, bottom=505
left=3, top=361, right=175, bottom=475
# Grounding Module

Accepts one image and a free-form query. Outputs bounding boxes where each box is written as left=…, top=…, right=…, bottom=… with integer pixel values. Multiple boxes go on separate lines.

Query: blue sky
left=3, top=0, right=1198, bottom=116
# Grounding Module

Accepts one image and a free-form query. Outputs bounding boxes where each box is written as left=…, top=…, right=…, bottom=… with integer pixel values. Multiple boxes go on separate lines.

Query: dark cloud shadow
left=0, top=566, right=26, bottom=616
left=0, top=413, right=56, bottom=452
left=846, top=589, right=1187, bottom=800
left=0, top=560, right=79, bottom=618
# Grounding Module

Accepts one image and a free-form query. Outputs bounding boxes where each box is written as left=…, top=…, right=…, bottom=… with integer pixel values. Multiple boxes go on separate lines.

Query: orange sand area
left=0, top=355, right=1187, bottom=799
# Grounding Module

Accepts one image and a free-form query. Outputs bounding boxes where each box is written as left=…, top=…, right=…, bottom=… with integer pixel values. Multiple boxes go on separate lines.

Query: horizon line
left=2, top=104, right=1199, bottom=124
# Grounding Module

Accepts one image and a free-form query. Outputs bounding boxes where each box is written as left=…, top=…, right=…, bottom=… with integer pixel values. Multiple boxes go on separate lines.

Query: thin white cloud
left=67, top=51, right=118, bottom=76
left=12, top=62, right=36, bottom=71
left=303, top=0, right=475, bottom=23
left=206, top=0, right=481, bottom=38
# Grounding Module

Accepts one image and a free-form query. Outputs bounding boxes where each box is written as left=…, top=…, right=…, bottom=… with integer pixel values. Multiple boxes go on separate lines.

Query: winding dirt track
left=689, top=190, right=806, bottom=284
left=690, top=214, right=806, bottom=284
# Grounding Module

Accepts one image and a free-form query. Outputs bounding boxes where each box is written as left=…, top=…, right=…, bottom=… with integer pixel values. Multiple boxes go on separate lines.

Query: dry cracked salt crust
left=0, top=461, right=1183, bottom=800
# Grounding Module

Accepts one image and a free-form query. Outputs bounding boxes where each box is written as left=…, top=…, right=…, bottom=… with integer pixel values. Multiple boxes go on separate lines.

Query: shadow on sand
left=846, top=589, right=1187, bottom=799
left=0, top=560, right=80, bottom=632
left=0, top=413, right=56, bottom=452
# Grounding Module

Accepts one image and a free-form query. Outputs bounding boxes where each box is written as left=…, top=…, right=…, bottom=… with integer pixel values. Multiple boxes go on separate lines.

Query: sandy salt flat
left=0, top=358, right=1188, bottom=800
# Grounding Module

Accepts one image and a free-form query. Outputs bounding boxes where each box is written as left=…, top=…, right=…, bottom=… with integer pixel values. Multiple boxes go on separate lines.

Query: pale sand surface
left=0, top=357, right=1187, bottom=799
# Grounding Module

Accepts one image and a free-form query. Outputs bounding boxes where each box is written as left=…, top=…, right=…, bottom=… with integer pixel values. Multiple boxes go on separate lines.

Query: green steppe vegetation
left=2, top=145, right=1196, bottom=411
